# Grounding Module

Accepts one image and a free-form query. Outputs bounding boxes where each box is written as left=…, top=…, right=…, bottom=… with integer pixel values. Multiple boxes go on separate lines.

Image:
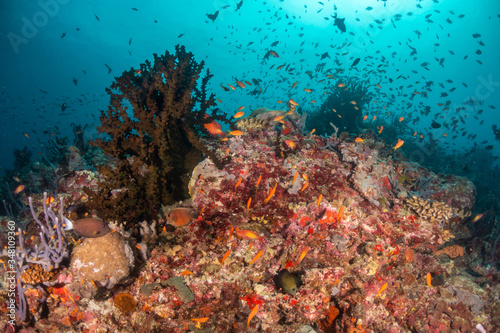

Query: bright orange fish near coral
left=393, top=139, right=404, bottom=150
left=167, top=207, right=194, bottom=227
left=235, top=228, right=265, bottom=242
left=13, top=184, right=25, bottom=195
left=204, top=120, right=223, bottom=136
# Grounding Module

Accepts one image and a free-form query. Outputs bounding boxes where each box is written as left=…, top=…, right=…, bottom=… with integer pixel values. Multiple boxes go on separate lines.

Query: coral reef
left=84, top=45, right=230, bottom=222
left=2, top=103, right=499, bottom=332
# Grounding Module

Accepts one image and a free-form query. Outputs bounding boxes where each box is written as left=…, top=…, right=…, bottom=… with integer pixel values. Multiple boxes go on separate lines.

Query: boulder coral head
left=84, top=45, right=230, bottom=223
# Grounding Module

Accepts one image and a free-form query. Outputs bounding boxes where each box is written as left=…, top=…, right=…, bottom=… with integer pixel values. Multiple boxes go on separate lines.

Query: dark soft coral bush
left=85, top=45, right=229, bottom=222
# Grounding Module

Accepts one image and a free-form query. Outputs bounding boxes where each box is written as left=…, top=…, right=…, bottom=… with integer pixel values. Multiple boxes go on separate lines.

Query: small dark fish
left=177, top=33, right=184, bottom=38
left=351, top=58, right=360, bottom=67
left=472, top=33, right=481, bottom=38
left=366, top=6, right=373, bottom=10
left=236, top=0, right=243, bottom=11
left=206, top=10, right=219, bottom=22
left=60, top=32, right=66, bottom=39
left=129, top=38, right=132, bottom=45
left=94, top=14, right=100, bottom=21
left=61, top=103, right=68, bottom=111
left=485, top=145, right=494, bottom=150
left=431, top=121, right=441, bottom=128
left=131, top=7, right=138, bottom=11
left=72, top=78, right=78, bottom=86
left=105, top=63, right=112, bottom=74
left=493, top=125, right=500, bottom=140
left=332, top=14, right=346, bottom=33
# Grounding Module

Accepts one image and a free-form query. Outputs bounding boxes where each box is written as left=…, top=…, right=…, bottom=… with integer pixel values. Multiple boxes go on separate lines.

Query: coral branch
left=85, top=45, right=229, bottom=222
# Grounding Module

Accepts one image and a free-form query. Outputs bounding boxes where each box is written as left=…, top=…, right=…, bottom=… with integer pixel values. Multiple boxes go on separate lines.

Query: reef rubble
left=1, top=105, right=499, bottom=333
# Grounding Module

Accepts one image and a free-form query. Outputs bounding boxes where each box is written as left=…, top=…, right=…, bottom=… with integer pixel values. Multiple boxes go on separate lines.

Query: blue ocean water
left=0, top=0, right=499, bottom=176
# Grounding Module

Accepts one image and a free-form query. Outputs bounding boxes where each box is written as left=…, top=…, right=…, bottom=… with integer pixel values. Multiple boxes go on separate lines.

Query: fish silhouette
left=332, top=14, right=346, bottom=33
left=206, top=10, right=219, bottom=22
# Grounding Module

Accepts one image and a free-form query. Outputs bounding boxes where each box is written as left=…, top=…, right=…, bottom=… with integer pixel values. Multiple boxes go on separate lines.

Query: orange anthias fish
left=228, top=84, right=236, bottom=90
left=303, top=88, right=312, bottom=92
left=221, top=249, right=231, bottom=265
left=393, top=139, right=404, bottom=150
left=316, top=194, right=322, bottom=207
left=233, top=111, right=245, bottom=118
left=13, top=184, right=25, bottom=195
left=167, top=208, right=194, bottom=227
left=295, top=246, right=310, bottom=265
left=180, top=270, right=194, bottom=276
left=235, top=177, right=242, bottom=189
left=249, top=250, right=264, bottom=265
left=284, top=140, right=296, bottom=149
left=247, top=304, right=259, bottom=326
left=289, top=98, right=299, bottom=106
left=236, top=81, right=246, bottom=88
left=264, top=184, right=277, bottom=204
left=399, top=117, right=404, bottom=122
left=378, top=126, right=384, bottom=135
left=338, top=83, right=345, bottom=88
left=426, top=273, right=433, bottom=287
left=377, top=282, right=388, bottom=295
left=191, top=317, right=209, bottom=329
left=292, top=82, right=298, bottom=88
left=471, top=214, right=483, bottom=223
left=228, top=130, right=243, bottom=136
left=204, top=120, right=223, bottom=136
left=255, top=175, right=262, bottom=187
left=237, top=106, right=245, bottom=111
left=337, top=205, right=345, bottom=222
left=355, top=137, right=364, bottom=143
left=235, top=229, right=265, bottom=242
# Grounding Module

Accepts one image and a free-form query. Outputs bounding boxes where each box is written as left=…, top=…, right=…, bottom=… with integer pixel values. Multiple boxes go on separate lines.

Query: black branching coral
left=85, top=45, right=229, bottom=223
left=307, top=77, right=373, bottom=135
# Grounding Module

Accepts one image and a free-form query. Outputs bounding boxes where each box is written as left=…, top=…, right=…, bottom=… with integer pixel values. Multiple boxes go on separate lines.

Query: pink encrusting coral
left=2, top=105, right=498, bottom=332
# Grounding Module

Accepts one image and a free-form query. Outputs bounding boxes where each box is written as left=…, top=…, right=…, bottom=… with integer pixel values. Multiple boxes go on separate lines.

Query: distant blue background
left=1, top=0, right=499, bottom=175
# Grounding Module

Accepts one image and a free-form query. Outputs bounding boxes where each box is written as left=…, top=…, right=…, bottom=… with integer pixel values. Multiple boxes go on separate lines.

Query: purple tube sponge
left=14, top=192, right=69, bottom=321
